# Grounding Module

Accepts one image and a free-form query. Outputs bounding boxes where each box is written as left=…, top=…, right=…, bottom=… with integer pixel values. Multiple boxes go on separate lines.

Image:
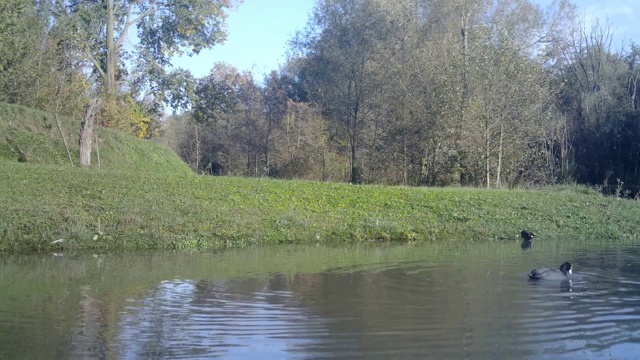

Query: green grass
left=1, top=103, right=639, bottom=253
left=1, top=158, right=639, bottom=252
left=0, top=103, right=191, bottom=175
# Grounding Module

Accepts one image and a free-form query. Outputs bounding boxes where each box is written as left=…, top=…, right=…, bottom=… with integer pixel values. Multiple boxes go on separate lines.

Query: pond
left=2, top=238, right=640, bottom=359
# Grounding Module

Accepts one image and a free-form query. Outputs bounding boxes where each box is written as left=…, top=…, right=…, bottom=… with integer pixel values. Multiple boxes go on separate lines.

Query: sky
left=170, top=0, right=639, bottom=80
left=581, top=0, right=639, bottom=45
left=171, top=0, right=315, bottom=79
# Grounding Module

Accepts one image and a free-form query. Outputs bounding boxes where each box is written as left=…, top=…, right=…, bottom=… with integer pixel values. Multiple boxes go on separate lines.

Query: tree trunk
left=561, top=116, right=571, bottom=179
left=322, top=138, right=326, bottom=182
left=369, top=118, right=379, bottom=182
left=422, top=150, right=429, bottom=184
left=264, top=134, right=270, bottom=176
left=285, top=113, right=294, bottom=160
left=194, top=123, right=201, bottom=172
left=79, top=99, right=100, bottom=167
left=403, top=132, right=408, bottom=186
left=631, top=71, right=638, bottom=110
left=349, top=104, right=360, bottom=184
left=485, top=120, right=490, bottom=189
left=460, top=9, right=469, bottom=145
left=95, top=128, right=101, bottom=170
left=496, top=122, right=503, bottom=188
left=106, top=0, right=116, bottom=96
left=255, top=152, right=259, bottom=176
left=350, top=131, right=357, bottom=183
left=457, top=2, right=472, bottom=185
left=246, top=148, right=251, bottom=176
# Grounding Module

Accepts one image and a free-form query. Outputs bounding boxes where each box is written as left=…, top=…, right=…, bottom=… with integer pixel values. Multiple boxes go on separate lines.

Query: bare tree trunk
left=457, top=1, right=473, bottom=185
left=246, top=149, right=251, bottom=176
left=460, top=6, right=469, bottom=145
left=561, top=116, right=571, bottom=179
left=194, top=123, right=200, bottom=172
left=345, top=154, right=350, bottom=181
left=79, top=98, right=100, bottom=167
left=106, top=0, right=116, bottom=96
left=630, top=70, right=639, bottom=110
left=348, top=107, right=359, bottom=184
left=54, top=113, right=74, bottom=167
left=350, top=131, right=357, bottom=183
left=403, top=132, right=408, bottom=186
left=422, top=150, right=429, bottom=184
left=485, top=121, right=490, bottom=189
left=369, top=118, right=379, bottom=182
left=322, top=139, right=326, bottom=182
left=285, top=113, right=294, bottom=160
left=496, top=122, right=503, bottom=188
left=264, top=137, right=270, bottom=176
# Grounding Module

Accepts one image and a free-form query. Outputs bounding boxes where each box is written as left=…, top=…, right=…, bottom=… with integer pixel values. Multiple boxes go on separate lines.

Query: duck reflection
left=521, top=239, right=533, bottom=250
left=527, top=278, right=573, bottom=292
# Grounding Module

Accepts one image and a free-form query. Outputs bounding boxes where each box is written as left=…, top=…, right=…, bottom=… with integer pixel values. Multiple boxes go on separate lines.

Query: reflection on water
left=117, top=279, right=322, bottom=359
left=521, top=239, right=534, bottom=250
left=71, top=285, right=107, bottom=358
left=2, top=241, right=640, bottom=359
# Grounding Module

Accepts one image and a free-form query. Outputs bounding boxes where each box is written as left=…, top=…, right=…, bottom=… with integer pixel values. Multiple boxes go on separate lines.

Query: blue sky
left=171, top=0, right=639, bottom=80
left=581, top=0, right=639, bottom=46
left=171, top=0, right=315, bottom=79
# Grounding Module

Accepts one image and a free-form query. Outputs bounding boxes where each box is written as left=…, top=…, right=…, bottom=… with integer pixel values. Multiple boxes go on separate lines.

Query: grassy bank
left=1, top=103, right=639, bottom=252
left=1, top=158, right=639, bottom=252
left=0, top=103, right=191, bottom=175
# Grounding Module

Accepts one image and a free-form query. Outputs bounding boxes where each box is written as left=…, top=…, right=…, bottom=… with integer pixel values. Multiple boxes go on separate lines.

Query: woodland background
left=2, top=0, right=639, bottom=192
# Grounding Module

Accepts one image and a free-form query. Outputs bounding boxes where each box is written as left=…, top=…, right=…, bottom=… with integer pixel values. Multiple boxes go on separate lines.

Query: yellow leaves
left=129, top=111, right=151, bottom=138
left=126, top=98, right=155, bottom=139
left=98, top=95, right=155, bottom=139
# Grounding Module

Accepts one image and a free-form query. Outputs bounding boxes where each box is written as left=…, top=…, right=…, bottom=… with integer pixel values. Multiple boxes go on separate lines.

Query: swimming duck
left=528, top=262, right=572, bottom=280
left=521, top=230, right=535, bottom=241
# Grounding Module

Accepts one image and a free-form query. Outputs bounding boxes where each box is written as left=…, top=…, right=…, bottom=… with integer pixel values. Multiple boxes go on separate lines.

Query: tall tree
left=261, top=71, right=290, bottom=176
left=52, top=0, right=237, bottom=166
left=0, top=0, right=88, bottom=115
left=297, top=0, right=391, bottom=183
left=54, top=0, right=236, bottom=97
left=559, top=20, right=640, bottom=189
left=191, top=63, right=243, bottom=173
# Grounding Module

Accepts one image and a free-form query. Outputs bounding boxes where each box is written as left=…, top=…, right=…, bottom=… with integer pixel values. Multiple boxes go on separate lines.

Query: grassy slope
left=1, top=103, right=639, bottom=252
left=0, top=103, right=191, bottom=174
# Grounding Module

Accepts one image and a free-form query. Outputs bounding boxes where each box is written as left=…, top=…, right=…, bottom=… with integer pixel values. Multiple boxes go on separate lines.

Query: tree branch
left=116, top=0, right=159, bottom=48
left=129, top=0, right=159, bottom=26
left=115, top=2, right=135, bottom=49
left=85, top=51, right=107, bottom=80
left=56, top=0, right=70, bottom=16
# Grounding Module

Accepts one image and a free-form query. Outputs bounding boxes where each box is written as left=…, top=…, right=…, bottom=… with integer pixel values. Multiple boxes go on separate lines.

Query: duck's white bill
left=569, top=269, right=572, bottom=274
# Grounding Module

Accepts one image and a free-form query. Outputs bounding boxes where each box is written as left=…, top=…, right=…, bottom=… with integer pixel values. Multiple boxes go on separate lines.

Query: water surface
left=2, top=239, right=640, bottom=359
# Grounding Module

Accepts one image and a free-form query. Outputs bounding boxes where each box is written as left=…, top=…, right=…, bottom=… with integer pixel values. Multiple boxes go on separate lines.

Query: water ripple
left=5, top=243, right=640, bottom=359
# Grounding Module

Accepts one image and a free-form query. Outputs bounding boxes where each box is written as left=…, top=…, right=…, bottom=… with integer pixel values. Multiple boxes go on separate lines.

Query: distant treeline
left=2, top=0, right=639, bottom=192
left=162, top=0, right=640, bottom=192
